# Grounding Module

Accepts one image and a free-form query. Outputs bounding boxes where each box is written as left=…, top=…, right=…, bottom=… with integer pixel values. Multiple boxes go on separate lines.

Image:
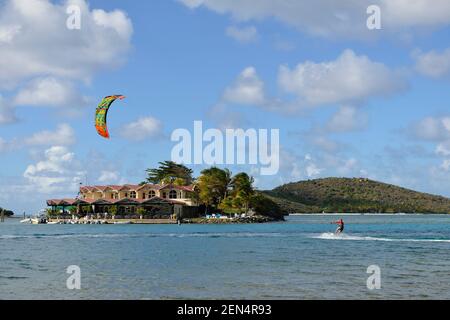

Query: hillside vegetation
left=263, top=178, right=450, bottom=214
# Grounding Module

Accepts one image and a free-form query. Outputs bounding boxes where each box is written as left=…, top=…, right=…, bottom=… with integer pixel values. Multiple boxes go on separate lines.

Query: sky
left=1, top=0, right=450, bottom=214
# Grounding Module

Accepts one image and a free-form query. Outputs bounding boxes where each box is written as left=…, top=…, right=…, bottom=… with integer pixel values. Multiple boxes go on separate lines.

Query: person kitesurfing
left=331, top=218, right=344, bottom=235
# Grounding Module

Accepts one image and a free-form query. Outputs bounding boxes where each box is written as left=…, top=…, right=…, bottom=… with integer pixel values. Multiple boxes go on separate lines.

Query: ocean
left=1, top=215, right=449, bottom=299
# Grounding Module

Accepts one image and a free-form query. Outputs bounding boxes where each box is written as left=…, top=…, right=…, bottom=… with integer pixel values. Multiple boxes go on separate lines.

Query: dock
left=47, top=218, right=178, bottom=225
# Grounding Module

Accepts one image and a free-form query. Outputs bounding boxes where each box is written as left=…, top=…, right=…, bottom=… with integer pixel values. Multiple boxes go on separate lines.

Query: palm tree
left=197, top=167, right=232, bottom=213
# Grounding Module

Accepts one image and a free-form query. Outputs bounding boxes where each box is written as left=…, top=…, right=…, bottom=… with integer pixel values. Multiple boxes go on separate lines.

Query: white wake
left=312, top=232, right=450, bottom=243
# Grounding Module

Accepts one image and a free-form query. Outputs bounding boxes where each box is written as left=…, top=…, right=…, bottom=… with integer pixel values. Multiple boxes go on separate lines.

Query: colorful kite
left=95, top=95, right=126, bottom=139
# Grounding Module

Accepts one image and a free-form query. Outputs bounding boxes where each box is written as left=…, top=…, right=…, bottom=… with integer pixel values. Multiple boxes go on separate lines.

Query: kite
left=95, top=95, right=126, bottom=139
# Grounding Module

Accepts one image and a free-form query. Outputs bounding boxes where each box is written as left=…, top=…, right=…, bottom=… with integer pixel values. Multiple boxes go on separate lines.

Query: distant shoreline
left=288, top=213, right=445, bottom=216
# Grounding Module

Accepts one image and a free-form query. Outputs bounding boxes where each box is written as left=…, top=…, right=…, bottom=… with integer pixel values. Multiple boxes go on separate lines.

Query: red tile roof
left=80, top=183, right=195, bottom=193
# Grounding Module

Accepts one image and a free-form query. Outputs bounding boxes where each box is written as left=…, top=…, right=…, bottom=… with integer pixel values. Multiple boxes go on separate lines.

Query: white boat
left=113, top=221, right=131, bottom=225
left=47, top=221, right=61, bottom=225
left=20, top=218, right=32, bottom=224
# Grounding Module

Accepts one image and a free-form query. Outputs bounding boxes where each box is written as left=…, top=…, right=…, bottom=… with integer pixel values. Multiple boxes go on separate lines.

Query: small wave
left=311, top=232, right=450, bottom=243
left=0, top=232, right=283, bottom=240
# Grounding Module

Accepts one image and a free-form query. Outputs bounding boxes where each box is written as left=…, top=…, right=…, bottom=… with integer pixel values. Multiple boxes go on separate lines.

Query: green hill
left=263, top=178, right=450, bottom=214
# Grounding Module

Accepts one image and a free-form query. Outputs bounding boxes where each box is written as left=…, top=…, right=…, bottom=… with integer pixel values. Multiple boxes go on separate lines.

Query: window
left=124, top=193, right=128, bottom=198
left=149, top=190, right=156, bottom=198
left=162, top=192, right=167, bottom=198
left=169, top=190, right=177, bottom=199
left=130, top=191, right=137, bottom=199
left=142, top=193, right=146, bottom=199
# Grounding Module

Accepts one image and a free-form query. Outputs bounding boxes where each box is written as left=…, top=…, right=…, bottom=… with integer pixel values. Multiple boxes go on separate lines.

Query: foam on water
left=0, top=232, right=284, bottom=240
left=312, top=232, right=450, bottom=243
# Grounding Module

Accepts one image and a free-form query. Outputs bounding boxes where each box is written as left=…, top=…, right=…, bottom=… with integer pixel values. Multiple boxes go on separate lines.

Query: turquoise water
left=1, top=215, right=449, bottom=299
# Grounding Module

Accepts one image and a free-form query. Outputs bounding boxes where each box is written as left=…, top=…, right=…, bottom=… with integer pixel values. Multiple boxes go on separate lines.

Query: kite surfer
left=331, top=218, right=344, bottom=235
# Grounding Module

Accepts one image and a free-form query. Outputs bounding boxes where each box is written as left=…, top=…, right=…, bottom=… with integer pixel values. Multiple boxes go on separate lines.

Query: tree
left=109, top=205, right=118, bottom=219
left=145, top=161, right=194, bottom=185
left=250, top=194, right=284, bottom=220
left=197, top=167, right=232, bottom=213
left=136, top=207, right=146, bottom=219
left=0, top=207, right=14, bottom=217
left=230, top=173, right=254, bottom=213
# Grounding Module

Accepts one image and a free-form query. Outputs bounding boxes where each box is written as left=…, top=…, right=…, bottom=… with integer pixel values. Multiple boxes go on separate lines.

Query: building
left=46, top=183, right=199, bottom=219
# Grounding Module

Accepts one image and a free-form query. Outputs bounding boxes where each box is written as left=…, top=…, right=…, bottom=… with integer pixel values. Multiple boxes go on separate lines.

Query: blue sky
left=1, top=0, right=450, bottom=214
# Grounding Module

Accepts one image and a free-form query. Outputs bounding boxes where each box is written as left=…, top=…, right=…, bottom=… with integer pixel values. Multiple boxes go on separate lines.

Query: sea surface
left=1, top=214, right=449, bottom=300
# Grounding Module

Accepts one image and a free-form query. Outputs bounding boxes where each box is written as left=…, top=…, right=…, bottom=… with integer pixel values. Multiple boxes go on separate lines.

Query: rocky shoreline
left=185, top=215, right=283, bottom=224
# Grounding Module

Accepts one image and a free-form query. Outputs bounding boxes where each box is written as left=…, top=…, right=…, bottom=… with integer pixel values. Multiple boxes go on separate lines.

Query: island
left=44, top=165, right=450, bottom=225
left=45, top=161, right=285, bottom=224
left=263, top=178, right=450, bottom=214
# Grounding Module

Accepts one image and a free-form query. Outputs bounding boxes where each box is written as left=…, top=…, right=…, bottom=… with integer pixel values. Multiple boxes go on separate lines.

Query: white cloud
left=98, top=170, right=120, bottom=183
left=382, top=0, right=450, bottom=28
left=336, top=158, right=358, bottom=175
left=326, top=105, right=368, bottom=132
left=278, top=49, right=405, bottom=106
left=92, top=8, right=133, bottom=40
left=13, top=77, right=90, bottom=117
left=413, top=48, right=450, bottom=78
left=441, top=159, right=450, bottom=171
left=306, top=162, right=323, bottom=178
left=223, top=67, right=266, bottom=105
left=120, top=116, right=163, bottom=141
left=0, top=24, right=21, bottom=43
left=23, top=146, right=86, bottom=194
left=0, top=0, right=133, bottom=89
left=25, top=123, right=76, bottom=146
left=14, top=77, right=88, bottom=108
left=226, top=25, right=258, bottom=43
left=179, top=0, right=450, bottom=39
left=414, top=116, right=450, bottom=141
left=0, top=94, right=17, bottom=124
left=436, top=142, right=450, bottom=156
left=0, top=0, right=133, bottom=124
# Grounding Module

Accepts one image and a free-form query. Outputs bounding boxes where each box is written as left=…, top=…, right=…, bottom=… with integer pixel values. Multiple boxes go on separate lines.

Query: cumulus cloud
left=25, top=123, right=76, bottom=146
left=413, top=48, right=450, bottom=78
left=0, top=24, right=21, bottom=43
left=413, top=116, right=450, bottom=174
left=441, top=159, right=450, bottom=171
left=0, top=0, right=133, bottom=88
left=223, top=67, right=266, bottom=106
left=382, top=0, right=450, bottom=28
left=278, top=50, right=405, bottom=106
left=226, top=25, right=258, bottom=43
left=23, top=146, right=86, bottom=194
left=413, top=116, right=450, bottom=141
left=13, top=77, right=91, bottom=117
left=14, top=77, right=89, bottom=109
left=0, top=95, right=17, bottom=124
left=120, top=116, right=164, bottom=141
left=436, top=142, right=450, bottom=157
left=179, top=0, right=450, bottom=39
left=98, top=170, right=120, bottom=183
left=326, top=105, right=368, bottom=133
left=0, top=0, right=133, bottom=123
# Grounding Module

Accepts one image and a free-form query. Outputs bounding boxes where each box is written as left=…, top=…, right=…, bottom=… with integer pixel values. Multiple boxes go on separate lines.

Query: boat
left=20, top=218, right=32, bottom=224
left=113, top=221, right=132, bottom=225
